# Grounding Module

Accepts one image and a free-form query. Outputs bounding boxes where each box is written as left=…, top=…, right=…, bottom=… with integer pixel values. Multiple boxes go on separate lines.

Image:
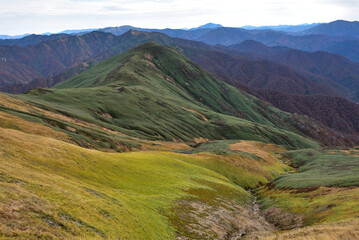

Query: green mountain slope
left=16, top=43, right=321, bottom=149
left=0, top=113, right=288, bottom=239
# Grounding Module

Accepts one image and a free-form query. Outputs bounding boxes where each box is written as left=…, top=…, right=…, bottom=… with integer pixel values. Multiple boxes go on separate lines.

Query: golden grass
left=139, top=140, right=191, bottom=151
left=230, top=141, right=286, bottom=162
left=0, top=111, right=68, bottom=141
left=0, top=94, right=34, bottom=113
left=260, top=219, right=359, bottom=240
left=176, top=143, right=291, bottom=189
left=0, top=126, right=251, bottom=239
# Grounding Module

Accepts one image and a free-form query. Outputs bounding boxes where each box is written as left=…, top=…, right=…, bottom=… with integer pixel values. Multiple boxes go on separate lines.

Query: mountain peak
left=192, top=23, right=223, bottom=30
left=305, top=19, right=359, bottom=37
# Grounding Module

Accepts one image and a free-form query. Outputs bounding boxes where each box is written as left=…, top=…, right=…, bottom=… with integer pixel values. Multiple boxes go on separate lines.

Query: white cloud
left=0, top=0, right=358, bottom=35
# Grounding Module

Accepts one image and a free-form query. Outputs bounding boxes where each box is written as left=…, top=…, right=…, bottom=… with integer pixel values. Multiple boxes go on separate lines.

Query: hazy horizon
left=1, top=0, right=359, bottom=35
left=1, top=21, right=328, bottom=37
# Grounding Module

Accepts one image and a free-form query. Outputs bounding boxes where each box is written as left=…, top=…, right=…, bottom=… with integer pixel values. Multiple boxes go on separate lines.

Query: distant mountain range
left=242, top=23, right=321, bottom=32
left=303, top=20, right=359, bottom=37
left=1, top=29, right=359, bottom=144
left=0, top=34, right=30, bottom=39
left=3, top=20, right=359, bottom=63
left=1, top=20, right=359, bottom=142
left=2, top=19, right=358, bottom=40
left=2, top=29, right=359, bottom=99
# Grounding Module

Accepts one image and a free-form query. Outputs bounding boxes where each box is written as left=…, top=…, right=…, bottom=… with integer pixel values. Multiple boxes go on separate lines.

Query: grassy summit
left=17, top=43, right=319, bottom=149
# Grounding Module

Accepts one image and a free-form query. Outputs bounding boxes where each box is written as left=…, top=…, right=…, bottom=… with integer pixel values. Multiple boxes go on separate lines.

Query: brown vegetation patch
left=230, top=141, right=286, bottom=163
left=0, top=183, right=70, bottom=239
left=291, top=186, right=320, bottom=194
left=262, top=207, right=303, bottom=230
left=171, top=196, right=274, bottom=240
left=182, top=107, right=208, bottom=122
left=261, top=219, right=359, bottom=240
left=143, top=53, right=156, bottom=66
left=0, top=111, right=68, bottom=141
left=193, top=137, right=210, bottom=144
left=307, top=186, right=358, bottom=199
left=169, top=180, right=275, bottom=240
left=140, top=140, right=191, bottom=151
left=100, top=113, right=113, bottom=119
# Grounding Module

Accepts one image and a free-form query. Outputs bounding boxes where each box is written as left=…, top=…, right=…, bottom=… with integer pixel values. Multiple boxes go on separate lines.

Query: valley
left=0, top=17, right=359, bottom=240
left=0, top=94, right=358, bottom=239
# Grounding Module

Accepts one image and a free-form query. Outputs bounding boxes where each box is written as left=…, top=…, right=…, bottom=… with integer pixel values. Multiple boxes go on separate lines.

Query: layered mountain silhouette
left=1, top=28, right=359, bottom=146
left=303, top=20, right=359, bottom=37
left=230, top=40, right=359, bottom=101
left=18, top=43, right=351, bottom=147
left=3, top=29, right=359, bottom=97
left=0, top=31, right=119, bottom=87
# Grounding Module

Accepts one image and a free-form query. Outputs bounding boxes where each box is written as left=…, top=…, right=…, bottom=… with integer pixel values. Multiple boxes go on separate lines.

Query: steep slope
left=230, top=40, right=359, bottom=101
left=175, top=47, right=359, bottom=142
left=250, top=89, right=359, bottom=136
left=0, top=31, right=119, bottom=87
left=182, top=47, right=336, bottom=96
left=16, top=43, right=326, bottom=148
left=0, top=62, right=96, bottom=94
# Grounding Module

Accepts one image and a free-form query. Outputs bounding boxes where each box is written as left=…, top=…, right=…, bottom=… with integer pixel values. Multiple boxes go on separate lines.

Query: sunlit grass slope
left=0, top=110, right=294, bottom=239
left=175, top=140, right=290, bottom=188
left=15, top=43, right=319, bottom=149
left=0, top=126, right=250, bottom=239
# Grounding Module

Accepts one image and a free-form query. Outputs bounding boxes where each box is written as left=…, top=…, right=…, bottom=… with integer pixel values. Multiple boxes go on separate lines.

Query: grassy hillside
left=0, top=107, right=358, bottom=239
left=257, top=148, right=359, bottom=230
left=1, top=97, right=358, bottom=239
left=14, top=43, right=321, bottom=149
left=0, top=100, right=294, bottom=239
left=275, top=148, right=359, bottom=188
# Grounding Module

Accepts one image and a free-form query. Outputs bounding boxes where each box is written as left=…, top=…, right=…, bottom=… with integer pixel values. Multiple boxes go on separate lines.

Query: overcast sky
left=1, top=0, right=358, bottom=35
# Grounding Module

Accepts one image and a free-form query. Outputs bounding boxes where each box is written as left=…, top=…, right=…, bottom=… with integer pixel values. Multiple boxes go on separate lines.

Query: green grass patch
left=274, top=148, right=359, bottom=188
